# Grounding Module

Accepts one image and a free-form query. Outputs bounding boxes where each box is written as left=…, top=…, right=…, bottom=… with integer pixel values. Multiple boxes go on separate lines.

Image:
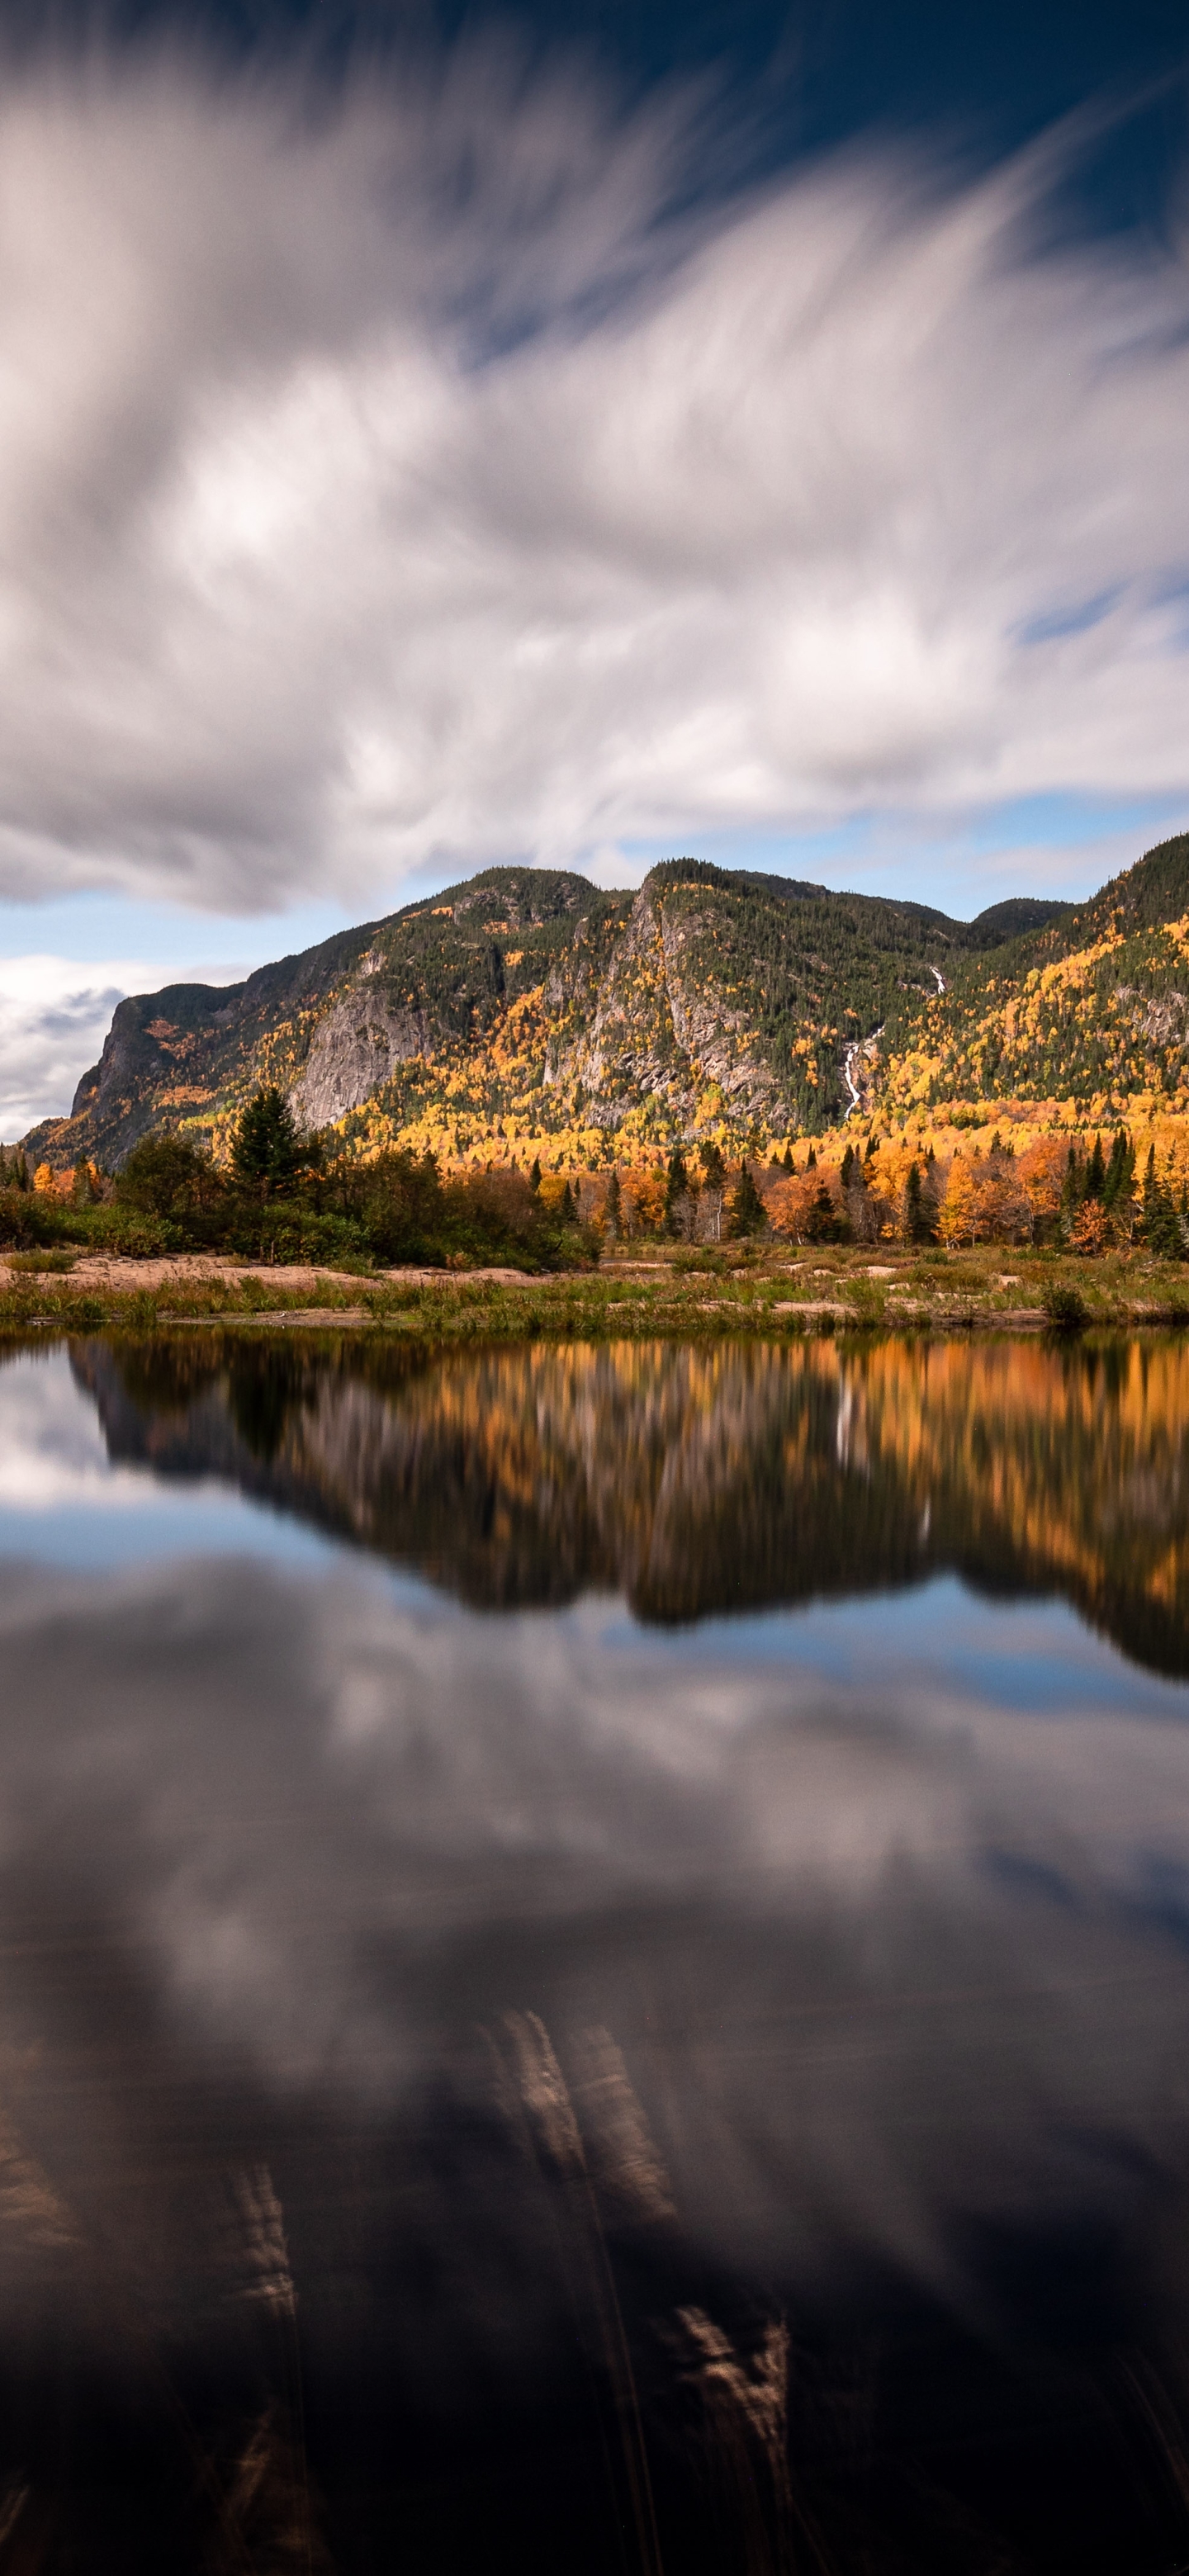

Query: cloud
left=0, top=952, right=244, bottom=1136
left=0, top=51, right=1183, bottom=915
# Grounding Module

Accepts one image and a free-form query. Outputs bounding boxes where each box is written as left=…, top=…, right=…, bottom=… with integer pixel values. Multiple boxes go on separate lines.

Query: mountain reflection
left=70, top=1333, right=1189, bottom=1671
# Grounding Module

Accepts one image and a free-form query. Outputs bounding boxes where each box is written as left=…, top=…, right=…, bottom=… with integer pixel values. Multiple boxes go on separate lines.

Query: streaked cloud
left=0, top=50, right=1181, bottom=923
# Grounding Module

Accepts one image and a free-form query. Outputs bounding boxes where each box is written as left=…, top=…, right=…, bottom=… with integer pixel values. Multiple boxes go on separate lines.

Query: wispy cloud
left=0, top=50, right=1182, bottom=916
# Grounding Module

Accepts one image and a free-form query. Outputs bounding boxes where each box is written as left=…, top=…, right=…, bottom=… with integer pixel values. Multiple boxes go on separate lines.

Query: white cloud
left=0, top=952, right=243, bottom=1137
left=0, top=54, right=1182, bottom=915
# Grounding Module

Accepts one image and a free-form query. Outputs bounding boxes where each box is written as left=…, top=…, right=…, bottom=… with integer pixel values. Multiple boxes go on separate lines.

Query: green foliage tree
left=665, top=1147, right=690, bottom=1234
left=1142, top=1144, right=1186, bottom=1259
left=230, top=1087, right=307, bottom=1198
left=116, top=1131, right=220, bottom=1219
left=904, top=1160, right=936, bottom=1244
left=604, top=1167, right=622, bottom=1238
left=727, top=1163, right=766, bottom=1238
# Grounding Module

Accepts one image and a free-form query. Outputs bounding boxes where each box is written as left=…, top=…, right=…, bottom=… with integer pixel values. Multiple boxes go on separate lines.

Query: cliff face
left=17, top=855, right=1083, bottom=1171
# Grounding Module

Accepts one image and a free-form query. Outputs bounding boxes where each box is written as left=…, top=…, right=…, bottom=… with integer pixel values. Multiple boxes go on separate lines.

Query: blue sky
left=1, top=0, right=1187, bottom=1131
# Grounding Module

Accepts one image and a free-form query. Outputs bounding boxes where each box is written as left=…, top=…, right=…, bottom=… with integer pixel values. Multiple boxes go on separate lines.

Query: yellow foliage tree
left=938, top=1157, right=976, bottom=1246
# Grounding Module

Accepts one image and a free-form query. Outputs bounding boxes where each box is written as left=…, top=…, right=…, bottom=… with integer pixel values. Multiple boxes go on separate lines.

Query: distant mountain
left=21, top=858, right=1077, bottom=1171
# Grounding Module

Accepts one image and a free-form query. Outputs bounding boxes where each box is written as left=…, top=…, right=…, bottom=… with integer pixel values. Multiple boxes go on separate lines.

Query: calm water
left=3, top=1328, right=1189, bottom=2572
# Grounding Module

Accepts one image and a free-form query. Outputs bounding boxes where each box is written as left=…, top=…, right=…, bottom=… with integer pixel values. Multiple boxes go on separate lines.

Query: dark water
left=3, top=1329, right=1189, bottom=2572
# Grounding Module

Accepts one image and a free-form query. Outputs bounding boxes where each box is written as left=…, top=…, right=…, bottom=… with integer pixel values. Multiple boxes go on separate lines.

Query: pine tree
left=1086, top=1134, right=1106, bottom=1200
left=727, top=1163, right=766, bottom=1238
left=905, top=1161, right=936, bottom=1244
left=230, top=1087, right=304, bottom=1197
left=806, top=1145, right=817, bottom=1170
left=699, top=1140, right=727, bottom=1189
left=665, top=1147, right=689, bottom=1234
left=528, top=1158, right=542, bottom=1194
left=840, top=1144, right=855, bottom=1188
left=782, top=1144, right=794, bottom=1173
left=604, top=1167, right=622, bottom=1238
left=560, top=1180, right=576, bottom=1224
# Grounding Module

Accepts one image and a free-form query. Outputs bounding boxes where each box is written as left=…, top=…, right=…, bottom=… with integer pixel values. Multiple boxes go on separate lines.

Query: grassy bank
left=2, top=1241, right=1189, bottom=1340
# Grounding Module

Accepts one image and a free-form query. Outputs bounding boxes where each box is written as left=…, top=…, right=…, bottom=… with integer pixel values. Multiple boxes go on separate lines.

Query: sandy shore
left=0, top=1254, right=538, bottom=1292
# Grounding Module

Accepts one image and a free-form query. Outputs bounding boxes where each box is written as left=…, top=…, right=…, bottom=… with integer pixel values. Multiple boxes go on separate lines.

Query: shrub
left=1042, top=1282, right=1089, bottom=1333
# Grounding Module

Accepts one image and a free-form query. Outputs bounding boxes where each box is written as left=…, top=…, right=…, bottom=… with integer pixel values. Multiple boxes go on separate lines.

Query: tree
left=230, top=1087, right=306, bottom=1198
left=116, top=1131, right=219, bottom=1218
left=727, top=1163, right=766, bottom=1238
left=604, top=1168, right=622, bottom=1238
left=665, top=1147, right=690, bottom=1234
left=700, top=1140, right=727, bottom=1190
left=904, top=1160, right=936, bottom=1244
left=938, top=1157, right=976, bottom=1247
left=528, top=1158, right=542, bottom=1195
left=782, top=1144, right=794, bottom=1173
left=1143, top=1145, right=1185, bottom=1260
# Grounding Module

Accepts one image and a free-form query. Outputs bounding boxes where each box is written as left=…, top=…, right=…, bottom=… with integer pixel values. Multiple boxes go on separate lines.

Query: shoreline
left=2, top=1248, right=1187, bottom=1338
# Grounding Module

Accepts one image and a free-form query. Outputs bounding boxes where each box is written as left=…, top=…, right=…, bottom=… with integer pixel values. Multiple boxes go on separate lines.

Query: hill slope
left=21, top=860, right=1078, bottom=1172
left=880, top=831, right=1189, bottom=1118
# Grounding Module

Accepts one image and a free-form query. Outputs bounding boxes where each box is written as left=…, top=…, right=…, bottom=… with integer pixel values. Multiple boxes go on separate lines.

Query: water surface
left=2, top=1330, right=1189, bottom=2572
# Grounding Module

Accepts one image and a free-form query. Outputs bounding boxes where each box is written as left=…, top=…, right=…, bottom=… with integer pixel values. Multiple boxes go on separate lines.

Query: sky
left=2, top=0, right=1189, bottom=1133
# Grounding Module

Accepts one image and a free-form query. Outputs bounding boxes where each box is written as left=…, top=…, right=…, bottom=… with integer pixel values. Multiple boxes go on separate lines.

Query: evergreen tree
left=840, top=1144, right=855, bottom=1188
left=806, top=1144, right=817, bottom=1170
left=1143, top=1145, right=1185, bottom=1259
left=230, top=1087, right=305, bottom=1197
left=559, top=1180, right=576, bottom=1224
left=604, top=1168, right=622, bottom=1237
left=699, top=1140, right=727, bottom=1189
left=782, top=1144, right=794, bottom=1172
left=727, top=1163, right=766, bottom=1238
left=665, top=1146, right=689, bottom=1234
left=904, top=1160, right=936, bottom=1244
left=865, top=1134, right=879, bottom=1163
left=1086, top=1133, right=1106, bottom=1200
left=528, top=1158, right=542, bottom=1194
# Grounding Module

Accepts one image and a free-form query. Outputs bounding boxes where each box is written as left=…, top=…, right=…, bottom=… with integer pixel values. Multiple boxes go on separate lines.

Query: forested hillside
left=882, top=833, right=1189, bottom=1116
left=18, top=859, right=1069, bottom=1175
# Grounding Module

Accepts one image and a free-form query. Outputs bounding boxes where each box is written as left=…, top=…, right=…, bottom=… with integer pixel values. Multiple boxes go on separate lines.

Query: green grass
left=3, top=1238, right=1189, bottom=1342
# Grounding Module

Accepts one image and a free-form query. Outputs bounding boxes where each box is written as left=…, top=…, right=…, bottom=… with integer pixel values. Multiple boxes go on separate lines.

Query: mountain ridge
left=19, top=840, right=1189, bottom=1173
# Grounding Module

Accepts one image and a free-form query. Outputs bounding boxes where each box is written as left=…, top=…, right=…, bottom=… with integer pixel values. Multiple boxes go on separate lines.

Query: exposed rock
left=290, top=993, right=435, bottom=1127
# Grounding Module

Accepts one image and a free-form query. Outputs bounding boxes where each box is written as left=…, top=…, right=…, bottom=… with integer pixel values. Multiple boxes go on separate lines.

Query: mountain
left=20, top=858, right=1073, bottom=1172
left=881, top=831, right=1189, bottom=1119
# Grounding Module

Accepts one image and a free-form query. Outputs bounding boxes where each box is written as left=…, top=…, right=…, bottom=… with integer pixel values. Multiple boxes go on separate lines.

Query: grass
left=2, top=1238, right=1189, bottom=1342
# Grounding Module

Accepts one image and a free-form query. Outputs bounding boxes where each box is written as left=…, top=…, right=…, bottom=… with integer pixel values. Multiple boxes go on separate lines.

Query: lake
left=2, top=1327, right=1189, bottom=2572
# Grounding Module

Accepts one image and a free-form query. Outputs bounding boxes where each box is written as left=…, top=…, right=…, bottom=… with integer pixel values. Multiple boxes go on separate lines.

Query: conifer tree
left=782, top=1144, right=794, bottom=1172
left=727, top=1163, right=765, bottom=1238
left=604, top=1168, right=622, bottom=1238
left=231, top=1087, right=305, bottom=1198
left=529, top=1158, right=542, bottom=1194
left=665, top=1147, right=689, bottom=1234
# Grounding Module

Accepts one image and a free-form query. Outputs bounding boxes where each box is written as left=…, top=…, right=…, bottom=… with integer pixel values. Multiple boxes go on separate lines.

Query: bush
left=1042, top=1282, right=1089, bottom=1333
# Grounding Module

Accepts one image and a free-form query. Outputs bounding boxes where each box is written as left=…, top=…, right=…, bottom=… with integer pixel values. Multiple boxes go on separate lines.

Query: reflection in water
left=0, top=1334, right=1188, bottom=2566
left=71, top=1330, right=1189, bottom=1665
